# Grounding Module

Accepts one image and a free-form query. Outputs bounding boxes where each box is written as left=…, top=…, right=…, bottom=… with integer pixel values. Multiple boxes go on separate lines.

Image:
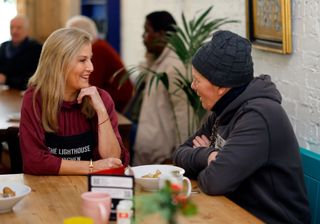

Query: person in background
left=173, top=30, right=310, bottom=223
left=132, top=11, right=189, bottom=165
left=20, top=28, right=129, bottom=175
left=65, top=15, right=133, bottom=113
left=0, top=15, right=42, bottom=90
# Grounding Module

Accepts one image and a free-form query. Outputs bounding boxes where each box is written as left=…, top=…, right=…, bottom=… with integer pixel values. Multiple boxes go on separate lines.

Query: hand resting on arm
left=192, top=134, right=219, bottom=165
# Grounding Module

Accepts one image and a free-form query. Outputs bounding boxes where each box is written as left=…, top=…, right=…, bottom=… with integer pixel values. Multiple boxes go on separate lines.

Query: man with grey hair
left=0, top=15, right=42, bottom=90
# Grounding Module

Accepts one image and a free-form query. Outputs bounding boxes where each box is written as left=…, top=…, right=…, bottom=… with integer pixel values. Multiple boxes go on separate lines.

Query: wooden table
left=0, top=89, right=22, bottom=173
left=0, top=89, right=21, bottom=132
left=0, top=88, right=132, bottom=172
left=0, top=174, right=262, bottom=224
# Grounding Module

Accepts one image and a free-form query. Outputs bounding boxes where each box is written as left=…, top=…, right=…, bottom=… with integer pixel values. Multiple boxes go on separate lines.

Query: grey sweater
left=173, top=75, right=310, bottom=224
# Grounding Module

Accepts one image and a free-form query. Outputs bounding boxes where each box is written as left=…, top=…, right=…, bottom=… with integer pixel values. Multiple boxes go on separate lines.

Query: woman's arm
left=77, top=86, right=121, bottom=159
left=59, top=157, right=122, bottom=175
left=100, top=89, right=130, bottom=166
left=96, top=106, right=121, bottom=159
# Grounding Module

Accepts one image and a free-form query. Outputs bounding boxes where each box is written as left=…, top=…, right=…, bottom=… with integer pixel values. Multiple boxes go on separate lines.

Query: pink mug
left=81, top=192, right=111, bottom=224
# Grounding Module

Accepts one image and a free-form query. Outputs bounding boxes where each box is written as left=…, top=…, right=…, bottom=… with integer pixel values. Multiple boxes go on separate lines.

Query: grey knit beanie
left=192, top=30, right=254, bottom=87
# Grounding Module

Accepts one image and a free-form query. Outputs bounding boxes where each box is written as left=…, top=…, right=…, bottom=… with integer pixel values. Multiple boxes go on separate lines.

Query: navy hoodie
left=173, top=75, right=311, bottom=224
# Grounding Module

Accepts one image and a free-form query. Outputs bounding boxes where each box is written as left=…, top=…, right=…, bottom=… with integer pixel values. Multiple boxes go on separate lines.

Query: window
left=0, top=0, right=17, bottom=44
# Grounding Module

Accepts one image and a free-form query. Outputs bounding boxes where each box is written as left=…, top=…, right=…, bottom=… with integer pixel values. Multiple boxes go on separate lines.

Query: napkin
left=92, top=166, right=125, bottom=175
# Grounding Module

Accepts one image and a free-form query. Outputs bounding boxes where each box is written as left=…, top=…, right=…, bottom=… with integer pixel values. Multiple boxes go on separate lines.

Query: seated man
left=172, top=30, right=310, bottom=223
left=0, top=15, right=42, bottom=90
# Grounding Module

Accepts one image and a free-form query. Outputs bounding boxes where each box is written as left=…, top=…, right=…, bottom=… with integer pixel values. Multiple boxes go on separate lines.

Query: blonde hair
left=28, top=28, right=94, bottom=132
left=65, top=15, right=98, bottom=40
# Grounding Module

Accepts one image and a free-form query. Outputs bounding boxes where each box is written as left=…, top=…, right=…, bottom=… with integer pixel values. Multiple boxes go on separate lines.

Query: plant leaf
left=193, top=6, right=213, bottom=30
left=147, top=72, right=169, bottom=96
left=182, top=12, right=190, bottom=39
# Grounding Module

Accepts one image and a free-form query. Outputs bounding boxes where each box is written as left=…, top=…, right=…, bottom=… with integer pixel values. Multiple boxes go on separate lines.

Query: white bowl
left=126, top=164, right=185, bottom=191
left=0, top=183, right=31, bottom=213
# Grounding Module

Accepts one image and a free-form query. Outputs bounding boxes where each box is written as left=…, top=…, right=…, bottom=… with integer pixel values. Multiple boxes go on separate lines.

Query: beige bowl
left=0, top=183, right=31, bottom=213
left=126, top=164, right=185, bottom=191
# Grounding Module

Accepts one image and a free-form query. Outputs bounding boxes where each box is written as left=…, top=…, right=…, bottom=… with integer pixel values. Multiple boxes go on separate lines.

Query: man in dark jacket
left=0, top=15, right=42, bottom=90
left=173, top=30, right=310, bottom=224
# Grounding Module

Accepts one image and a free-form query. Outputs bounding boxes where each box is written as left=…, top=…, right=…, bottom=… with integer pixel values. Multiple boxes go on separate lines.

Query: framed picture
left=246, top=0, right=292, bottom=54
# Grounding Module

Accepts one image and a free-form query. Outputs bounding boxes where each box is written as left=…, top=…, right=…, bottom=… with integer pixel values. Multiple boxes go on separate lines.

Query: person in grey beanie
left=172, top=30, right=310, bottom=224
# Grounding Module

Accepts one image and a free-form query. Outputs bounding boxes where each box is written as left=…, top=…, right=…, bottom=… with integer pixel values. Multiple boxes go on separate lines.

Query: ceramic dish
left=125, top=164, right=185, bottom=191
left=0, top=183, right=31, bottom=213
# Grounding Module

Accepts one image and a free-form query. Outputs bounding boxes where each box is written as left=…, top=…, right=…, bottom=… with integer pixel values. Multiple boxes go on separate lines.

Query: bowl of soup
left=0, top=183, right=31, bottom=213
left=125, top=164, right=185, bottom=191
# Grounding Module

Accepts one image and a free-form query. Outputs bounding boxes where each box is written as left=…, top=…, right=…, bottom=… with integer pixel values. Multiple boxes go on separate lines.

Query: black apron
left=45, top=130, right=95, bottom=161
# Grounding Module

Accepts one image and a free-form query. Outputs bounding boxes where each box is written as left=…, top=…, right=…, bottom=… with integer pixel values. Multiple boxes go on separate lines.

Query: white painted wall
left=121, top=0, right=320, bottom=153
left=121, top=0, right=245, bottom=66
left=0, top=1, right=17, bottom=44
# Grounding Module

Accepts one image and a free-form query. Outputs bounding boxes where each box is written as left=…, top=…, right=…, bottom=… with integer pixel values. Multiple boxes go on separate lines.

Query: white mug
left=159, top=172, right=192, bottom=197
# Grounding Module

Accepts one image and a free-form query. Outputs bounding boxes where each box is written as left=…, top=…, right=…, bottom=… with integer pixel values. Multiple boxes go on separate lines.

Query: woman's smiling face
left=64, top=43, right=93, bottom=101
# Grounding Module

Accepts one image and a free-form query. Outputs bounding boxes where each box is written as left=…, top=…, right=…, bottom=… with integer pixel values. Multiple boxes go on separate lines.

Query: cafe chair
left=300, top=147, right=320, bottom=224
left=6, top=127, right=23, bottom=174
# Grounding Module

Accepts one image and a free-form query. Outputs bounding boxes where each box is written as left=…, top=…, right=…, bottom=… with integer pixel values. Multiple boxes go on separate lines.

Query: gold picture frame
left=246, top=0, right=292, bottom=54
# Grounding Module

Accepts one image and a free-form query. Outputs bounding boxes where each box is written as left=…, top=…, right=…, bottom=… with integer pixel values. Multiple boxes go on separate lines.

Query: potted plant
left=117, top=6, right=239, bottom=143
left=134, top=180, right=197, bottom=224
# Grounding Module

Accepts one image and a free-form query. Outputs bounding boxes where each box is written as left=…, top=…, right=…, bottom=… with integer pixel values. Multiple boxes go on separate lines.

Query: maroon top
left=19, top=87, right=129, bottom=175
left=90, top=39, right=133, bottom=112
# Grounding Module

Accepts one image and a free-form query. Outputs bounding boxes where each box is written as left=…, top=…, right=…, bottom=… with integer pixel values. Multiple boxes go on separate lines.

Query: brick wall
left=121, top=0, right=320, bottom=153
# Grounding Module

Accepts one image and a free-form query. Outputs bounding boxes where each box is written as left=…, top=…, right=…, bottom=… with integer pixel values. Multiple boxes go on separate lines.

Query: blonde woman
left=19, top=28, right=129, bottom=175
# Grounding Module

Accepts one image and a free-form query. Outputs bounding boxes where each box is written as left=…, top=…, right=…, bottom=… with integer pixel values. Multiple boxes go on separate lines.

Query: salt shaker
left=116, top=200, right=133, bottom=224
